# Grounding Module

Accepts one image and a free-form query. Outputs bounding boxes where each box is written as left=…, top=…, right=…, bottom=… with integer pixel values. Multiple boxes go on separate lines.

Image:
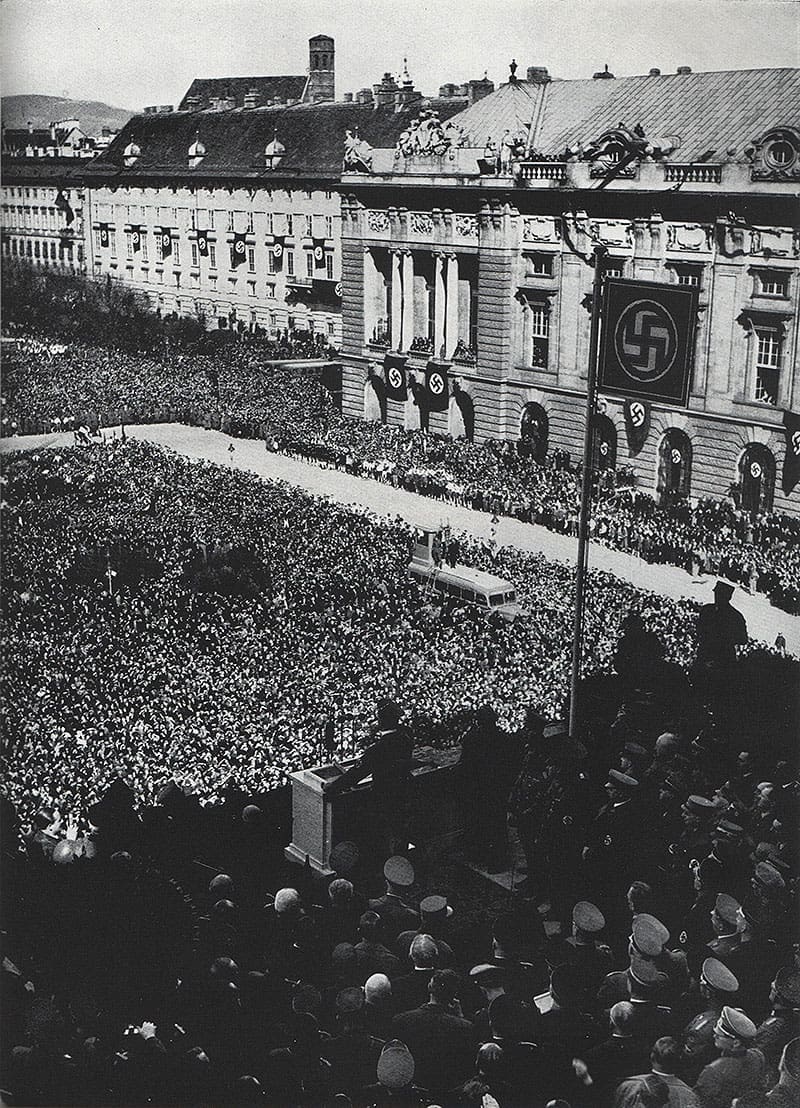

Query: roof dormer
left=123, top=138, right=141, bottom=167
left=264, top=132, right=286, bottom=169
left=188, top=132, right=206, bottom=168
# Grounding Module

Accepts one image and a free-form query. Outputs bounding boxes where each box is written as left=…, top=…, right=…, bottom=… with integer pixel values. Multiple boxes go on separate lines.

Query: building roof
left=449, top=67, right=800, bottom=161
left=2, top=128, right=56, bottom=151
left=88, top=97, right=468, bottom=182
left=177, top=76, right=309, bottom=112
left=1, top=156, right=87, bottom=183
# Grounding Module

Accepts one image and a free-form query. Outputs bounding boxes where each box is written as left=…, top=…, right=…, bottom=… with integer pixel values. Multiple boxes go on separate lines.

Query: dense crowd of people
left=3, top=332, right=799, bottom=614
left=1, top=436, right=798, bottom=1106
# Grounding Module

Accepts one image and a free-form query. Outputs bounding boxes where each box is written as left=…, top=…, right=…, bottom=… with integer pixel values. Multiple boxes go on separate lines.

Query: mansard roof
left=177, top=76, right=309, bottom=111
left=450, top=67, right=800, bottom=161
left=87, top=97, right=467, bottom=182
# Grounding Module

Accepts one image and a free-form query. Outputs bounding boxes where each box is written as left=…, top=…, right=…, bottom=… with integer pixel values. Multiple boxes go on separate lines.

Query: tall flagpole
left=569, top=244, right=606, bottom=740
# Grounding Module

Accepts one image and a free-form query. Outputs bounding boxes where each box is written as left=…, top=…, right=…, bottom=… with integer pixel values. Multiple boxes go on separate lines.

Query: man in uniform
left=765, top=1036, right=800, bottom=1107
left=324, top=698, right=414, bottom=858
left=566, top=901, right=614, bottom=999
left=681, top=958, right=740, bottom=1083
left=582, top=770, right=646, bottom=917
left=368, top=856, right=419, bottom=942
left=692, top=581, right=748, bottom=706
left=753, top=967, right=800, bottom=1086
left=693, top=1006, right=765, bottom=1108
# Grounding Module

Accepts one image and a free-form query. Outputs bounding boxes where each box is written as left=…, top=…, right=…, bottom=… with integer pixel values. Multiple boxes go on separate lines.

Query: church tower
left=305, top=35, right=335, bottom=103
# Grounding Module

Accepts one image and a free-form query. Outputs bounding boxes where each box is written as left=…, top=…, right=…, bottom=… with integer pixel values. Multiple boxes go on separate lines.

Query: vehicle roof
left=422, top=562, right=516, bottom=592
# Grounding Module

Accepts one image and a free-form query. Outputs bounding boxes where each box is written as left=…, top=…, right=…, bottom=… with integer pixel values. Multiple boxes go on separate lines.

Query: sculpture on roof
left=395, top=109, right=467, bottom=158
left=343, top=128, right=373, bottom=172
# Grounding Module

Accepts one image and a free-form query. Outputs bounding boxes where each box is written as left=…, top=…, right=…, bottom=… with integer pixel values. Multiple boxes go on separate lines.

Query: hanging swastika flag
left=312, top=237, right=327, bottom=268
left=384, top=354, right=407, bottom=401
left=782, top=409, right=800, bottom=494
left=600, top=279, right=698, bottom=406
left=623, top=398, right=650, bottom=455
left=130, top=225, right=142, bottom=253
left=196, top=229, right=209, bottom=257
left=99, top=223, right=110, bottom=248
left=425, top=362, right=449, bottom=411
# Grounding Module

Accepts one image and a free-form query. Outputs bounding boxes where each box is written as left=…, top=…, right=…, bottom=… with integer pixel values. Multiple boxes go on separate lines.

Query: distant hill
left=1, top=95, right=134, bottom=137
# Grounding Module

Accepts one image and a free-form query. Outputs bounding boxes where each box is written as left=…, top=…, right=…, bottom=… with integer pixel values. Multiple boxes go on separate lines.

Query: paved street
left=3, top=422, right=797, bottom=654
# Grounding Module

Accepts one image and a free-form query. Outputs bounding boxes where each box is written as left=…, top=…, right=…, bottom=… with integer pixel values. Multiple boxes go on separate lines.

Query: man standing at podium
left=323, top=698, right=414, bottom=858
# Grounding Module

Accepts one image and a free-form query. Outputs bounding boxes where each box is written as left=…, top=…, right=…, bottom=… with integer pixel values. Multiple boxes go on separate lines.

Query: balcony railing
left=663, top=163, right=723, bottom=184
left=516, top=161, right=567, bottom=182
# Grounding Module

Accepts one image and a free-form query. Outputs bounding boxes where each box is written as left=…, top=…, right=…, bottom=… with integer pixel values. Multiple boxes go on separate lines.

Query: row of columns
left=389, top=248, right=460, bottom=358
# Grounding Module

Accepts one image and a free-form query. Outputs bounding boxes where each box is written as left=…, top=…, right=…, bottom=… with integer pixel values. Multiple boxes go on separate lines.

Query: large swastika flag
left=599, top=279, right=698, bottom=406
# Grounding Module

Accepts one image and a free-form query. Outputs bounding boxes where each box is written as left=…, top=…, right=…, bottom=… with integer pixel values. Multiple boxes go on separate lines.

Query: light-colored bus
left=408, top=527, right=524, bottom=623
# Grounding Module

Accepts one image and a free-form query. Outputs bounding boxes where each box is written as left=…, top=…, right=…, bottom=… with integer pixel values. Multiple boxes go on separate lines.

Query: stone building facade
left=338, top=68, right=800, bottom=515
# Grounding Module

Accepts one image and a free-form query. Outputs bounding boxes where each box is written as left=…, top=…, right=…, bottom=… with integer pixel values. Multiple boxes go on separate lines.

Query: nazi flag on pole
left=782, top=409, right=800, bottom=494
left=599, top=278, right=698, bottom=406
left=425, top=362, right=449, bottom=411
left=196, top=229, right=209, bottom=257
left=271, top=236, right=285, bottom=267
left=99, top=223, right=110, bottom=249
left=384, top=355, right=407, bottom=401
left=130, top=225, right=142, bottom=253
left=159, top=228, right=172, bottom=258
left=312, top=237, right=327, bottom=269
left=623, top=398, right=650, bottom=455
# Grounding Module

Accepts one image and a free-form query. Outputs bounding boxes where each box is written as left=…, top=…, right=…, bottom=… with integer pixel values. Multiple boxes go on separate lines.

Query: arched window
left=739, top=444, right=775, bottom=516
left=591, top=413, right=617, bottom=472
left=657, top=429, right=692, bottom=505
left=520, top=402, right=548, bottom=463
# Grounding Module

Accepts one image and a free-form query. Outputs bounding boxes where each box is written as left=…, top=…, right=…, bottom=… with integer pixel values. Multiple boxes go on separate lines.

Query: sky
left=1, top=0, right=798, bottom=110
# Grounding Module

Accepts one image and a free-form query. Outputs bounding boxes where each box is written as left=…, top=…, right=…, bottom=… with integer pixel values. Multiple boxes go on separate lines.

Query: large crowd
left=1, top=438, right=798, bottom=1106
left=2, top=333, right=799, bottom=614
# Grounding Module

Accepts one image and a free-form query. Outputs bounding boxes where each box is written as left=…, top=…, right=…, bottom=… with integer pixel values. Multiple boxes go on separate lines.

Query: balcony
left=664, top=163, right=723, bottom=185
left=516, top=161, right=567, bottom=182
left=368, top=320, right=390, bottom=349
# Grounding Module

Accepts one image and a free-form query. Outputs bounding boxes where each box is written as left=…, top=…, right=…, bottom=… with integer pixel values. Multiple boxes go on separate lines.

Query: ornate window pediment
left=749, top=127, right=800, bottom=181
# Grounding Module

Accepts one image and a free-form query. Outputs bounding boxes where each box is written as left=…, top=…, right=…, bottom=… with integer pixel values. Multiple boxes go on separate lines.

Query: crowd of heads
left=2, top=333, right=799, bottom=614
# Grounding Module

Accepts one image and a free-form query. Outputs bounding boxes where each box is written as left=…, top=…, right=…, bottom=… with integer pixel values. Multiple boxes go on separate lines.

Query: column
left=434, top=252, right=446, bottom=358
left=401, top=250, right=414, bottom=351
left=444, top=253, right=459, bottom=359
left=390, top=249, right=402, bottom=350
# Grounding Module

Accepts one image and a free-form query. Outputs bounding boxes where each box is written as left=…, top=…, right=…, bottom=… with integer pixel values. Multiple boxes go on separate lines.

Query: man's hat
left=683, top=795, right=716, bottom=817
left=754, top=861, right=785, bottom=891
left=420, top=895, right=453, bottom=923
left=714, top=893, right=744, bottom=928
left=573, top=901, right=605, bottom=934
left=274, top=888, right=301, bottom=914
left=384, top=856, right=414, bottom=887
left=470, top=964, right=504, bottom=987
left=713, top=581, right=735, bottom=600
left=377, top=1040, right=415, bottom=1089
left=631, top=914, right=669, bottom=957
left=715, top=1006, right=757, bottom=1041
left=607, top=769, right=640, bottom=790
left=701, top=958, right=739, bottom=995
left=623, top=742, right=649, bottom=760
left=335, top=986, right=365, bottom=1015
left=715, top=819, right=745, bottom=840
left=774, top=967, right=800, bottom=1008
left=628, top=955, right=668, bottom=991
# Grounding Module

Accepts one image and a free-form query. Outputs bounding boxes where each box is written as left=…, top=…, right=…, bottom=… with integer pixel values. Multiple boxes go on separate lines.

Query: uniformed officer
left=566, top=901, right=614, bottom=998
left=368, top=856, right=419, bottom=942
left=753, top=967, right=800, bottom=1084
left=693, top=1006, right=766, bottom=1108
left=681, top=958, right=740, bottom=1083
left=582, top=770, right=645, bottom=913
left=692, top=581, right=748, bottom=706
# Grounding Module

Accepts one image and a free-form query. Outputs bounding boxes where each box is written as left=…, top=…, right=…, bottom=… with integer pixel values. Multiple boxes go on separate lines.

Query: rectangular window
left=270, top=313, right=277, bottom=329
left=190, top=209, right=197, bottom=230
left=603, top=258, right=625, bottom=279
left=172, top=207, right=178, bottom=225
left=156, top=235, right=163, bottom=262
left=754, top=326, right=781, bottom=405
left=325, top=253, right=334, bottom=280
left=529, top=252, right=554, bottom=277
left=305, top=214, right=313, bottom=238
left=286, top=250, right=295, bottom=276
left=286, top=213, right=294, bottom=236
left=246, top=211, right=254, bottom=233
left=208, top=209, right=215, bottom=230
left=173, top=239, right=180, bottom=266
left=141, top=234, right=148, bottom=262
left=175, top=272, right=181, bottom=288
left=191, top=242, right=198, bottom=267
left=268, top=250, right=276, bottom=274
left=267, top=212, right=274, bottom=235
left=305, top=250, right=314, bottom=277
left=327, top=320, right=335, bottom=337
left=325, top=215, right=333, bottom=238
left=94, top=228, right=102, bottom=251
left=247, top=280, right=256, bottom=296
left=248, top=246, right=256, bottom=273
left=227, top=210, right=235, bottom=232
left=126, top=232, right=133, bottom=259
left=209, top=243, right=217, bottom=268
left=758, top=272, right=790, bottom=297
left=674, top=264, right=702, bottom=288
left=530, top=303, right=550, bottom=368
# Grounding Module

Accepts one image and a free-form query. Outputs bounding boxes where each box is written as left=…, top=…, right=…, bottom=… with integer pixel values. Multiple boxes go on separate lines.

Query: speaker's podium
left=284, top=751, right=462, bottom=875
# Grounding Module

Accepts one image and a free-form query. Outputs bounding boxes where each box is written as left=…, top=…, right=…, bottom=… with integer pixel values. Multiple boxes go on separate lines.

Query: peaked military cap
left=631, top=914, right=669, bottom=957
left=573, top=901, right=605, bottom=933
left=683, top=795, right=716, bottom=816
left=701, top=957, right=739, bottom=994
left=607, top=769, right=640, bottom=790
left=716, top=1006, right=757, bottom=1040
left=714, top=892, right=744, bottom=927
left=715, top=819, right=744, bottom=839
left=754, top=861, right=785, bottom=890
left=629, top=955, right=668, bottom=990
left=383, top=855, right=414, bottom=887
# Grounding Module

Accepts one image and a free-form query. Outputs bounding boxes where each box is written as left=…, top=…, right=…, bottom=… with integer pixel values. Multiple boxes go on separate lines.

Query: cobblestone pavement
left=3, top=423, right=797, bottom=655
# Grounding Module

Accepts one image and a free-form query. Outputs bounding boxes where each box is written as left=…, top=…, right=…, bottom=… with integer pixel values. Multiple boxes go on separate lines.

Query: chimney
left=50, top=122, right=57, bottom=141
left=185, top=95, right=200, bottom=111
left=343, top=91, right=354, bottom=103
left=373, top=72, right=399, bottom=107
left=526, top=66, right=550, bottom=84
left=592, top=64, right=615, bottom=79
left=676, top=65, right=692, bottom=75
left=27, top=120, right=33, bottom=134
left=648, top=67, right=661, bottom=76
left=467, top=75, right=495, bottom=104
left=243, top=87, right=259, bottom=109
left=356, top=88, right=373, bottom=106
left=304, top=34, right=335, bottom=103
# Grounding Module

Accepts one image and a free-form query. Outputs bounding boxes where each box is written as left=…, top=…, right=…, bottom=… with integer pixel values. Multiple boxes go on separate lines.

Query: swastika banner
left=384, top=354, right=407, bottom=401
left=783, top=409, right=800, bottom=494
left=425, top=362, right=449, bottom=411
left=623, top=398, right=650, bottom=455
left=599, top=279, right=698, bottom=406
